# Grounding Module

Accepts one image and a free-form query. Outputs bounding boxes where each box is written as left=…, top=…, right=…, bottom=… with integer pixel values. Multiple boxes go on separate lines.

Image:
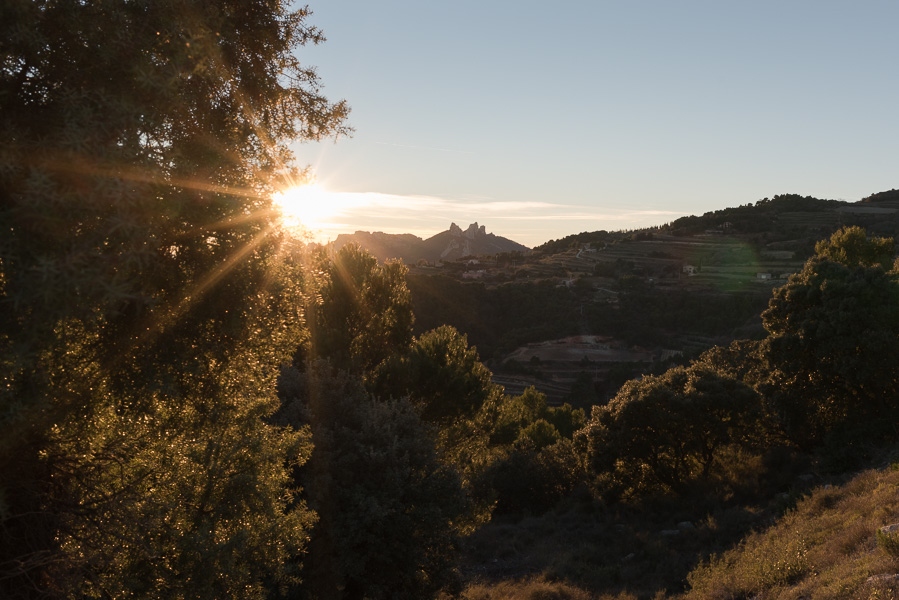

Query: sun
left=272, top=183, right=341, bottom=233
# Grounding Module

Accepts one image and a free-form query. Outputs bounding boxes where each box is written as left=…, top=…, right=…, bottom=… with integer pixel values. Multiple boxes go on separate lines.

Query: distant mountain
left=333, top=222, right=529, bottom=264
left=331, top=231, right=424, bottom=264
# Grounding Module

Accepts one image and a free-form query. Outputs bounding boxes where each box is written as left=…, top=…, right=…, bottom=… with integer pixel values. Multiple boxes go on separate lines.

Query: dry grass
left=682, top=467, right=899, bottom=600
left=456, top=576, right=636, bottom=600
left=458, top=491, right=771, bottom=599
left=456, top=452, right=899, bottom=600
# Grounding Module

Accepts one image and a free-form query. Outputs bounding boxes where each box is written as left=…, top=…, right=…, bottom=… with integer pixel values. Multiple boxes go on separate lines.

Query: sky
left=288, top=1, right=899, bottom=247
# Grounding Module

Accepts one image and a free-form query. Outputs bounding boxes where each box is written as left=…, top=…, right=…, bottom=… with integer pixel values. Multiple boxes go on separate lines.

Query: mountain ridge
left=333, top=222, right=529, bottom=264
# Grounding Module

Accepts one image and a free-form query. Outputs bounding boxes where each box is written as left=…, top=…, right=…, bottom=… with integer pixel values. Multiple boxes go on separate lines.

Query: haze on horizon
left=290, top=1, right=899, bottom=247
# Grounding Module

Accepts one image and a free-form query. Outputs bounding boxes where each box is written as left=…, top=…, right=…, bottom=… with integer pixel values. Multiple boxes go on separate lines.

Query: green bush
left=876, top=525, right=899, bottom=557
left=477, top=440, right=585, bottom=515
left=580, top=364, right=763, bottom=499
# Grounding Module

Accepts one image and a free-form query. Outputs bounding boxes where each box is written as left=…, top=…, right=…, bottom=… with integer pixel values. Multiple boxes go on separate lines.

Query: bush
left=876, top=525, right=899, bottom=557
left=477, top=440, right=585, bottom=515
left=580, top=364, right=763, bottom=499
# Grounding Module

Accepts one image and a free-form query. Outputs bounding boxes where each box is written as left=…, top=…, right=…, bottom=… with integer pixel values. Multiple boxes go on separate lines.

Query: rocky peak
left=462, top=222, right=486, bottom=239
left=333, top=222, right=528, bottom=263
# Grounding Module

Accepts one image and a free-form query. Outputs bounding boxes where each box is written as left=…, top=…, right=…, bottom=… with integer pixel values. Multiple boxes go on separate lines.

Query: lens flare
left=272, top=183, right=342, bottom=232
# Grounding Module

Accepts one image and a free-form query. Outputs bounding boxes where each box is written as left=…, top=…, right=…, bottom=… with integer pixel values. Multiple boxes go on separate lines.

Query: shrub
left=580, top=364, right=763, bottom=499
left=687, top=534, right=809, bottom=598
left=477, top=440, right=586, bottom=515
left=876, top=525, right=899, bottom=557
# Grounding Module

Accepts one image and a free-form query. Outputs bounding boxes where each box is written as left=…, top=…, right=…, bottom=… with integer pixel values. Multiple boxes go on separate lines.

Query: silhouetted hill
left=534, top=191, right=899, bottom=254
left=334, top=222, right=529, bottom=263
left=331, top=231, right=424, bottom=264
left=862, top=188, right=899, bottom=204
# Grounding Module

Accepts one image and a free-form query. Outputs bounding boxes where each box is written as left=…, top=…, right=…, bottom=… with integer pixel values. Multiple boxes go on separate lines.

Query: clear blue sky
left=290, top=1, right=899, bottom=247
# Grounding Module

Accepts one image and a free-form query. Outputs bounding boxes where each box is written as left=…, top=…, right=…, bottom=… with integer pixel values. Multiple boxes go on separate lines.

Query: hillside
left=536, top=193, right=899, bottom=257
left=456, top=459, right=899, bottom=600
left=682, top=464, right=899, bottom=600
left=405, top=192, right=899, bottom=404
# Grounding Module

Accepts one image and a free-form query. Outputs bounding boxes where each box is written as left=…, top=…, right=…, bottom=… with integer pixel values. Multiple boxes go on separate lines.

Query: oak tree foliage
left=760, top=226, right=899, bottom=446
left=581, top=365, right=762, bottom=498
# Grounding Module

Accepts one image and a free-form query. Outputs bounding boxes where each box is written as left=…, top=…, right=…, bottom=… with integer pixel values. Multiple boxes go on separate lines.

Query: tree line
left=272, top=226, right=899, bottom=598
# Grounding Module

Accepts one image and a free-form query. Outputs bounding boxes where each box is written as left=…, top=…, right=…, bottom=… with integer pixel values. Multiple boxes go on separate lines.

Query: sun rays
left=273, top=183, right=339, bottom=231
left=271, top=183, right=375, bottom=241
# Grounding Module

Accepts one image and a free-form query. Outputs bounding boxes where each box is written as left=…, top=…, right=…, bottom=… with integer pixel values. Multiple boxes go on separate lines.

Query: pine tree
left=0, top=1, right=348, bottom=596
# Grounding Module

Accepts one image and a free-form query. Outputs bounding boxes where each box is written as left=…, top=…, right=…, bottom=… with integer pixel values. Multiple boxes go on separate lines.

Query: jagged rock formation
left=333, top=222, right=528, bottom=264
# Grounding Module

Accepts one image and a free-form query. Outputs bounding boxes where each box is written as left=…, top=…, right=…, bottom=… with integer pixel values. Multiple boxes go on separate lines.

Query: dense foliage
left=303, top=243, right=414, bottom=374
left=760, top=227, right=899, bottom=448
left=1, top=1, right=347, bottom=597
left=370, top=325, right=501, bottom=425
left=275, top=363, right=467, bottom=600
left=582, top=365, right=763, bottom=498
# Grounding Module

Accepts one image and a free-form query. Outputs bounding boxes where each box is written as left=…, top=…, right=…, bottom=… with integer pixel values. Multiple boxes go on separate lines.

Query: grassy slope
left=683, top=465, right=899, bottom=600
left=454, top=461, right=899, bottom=600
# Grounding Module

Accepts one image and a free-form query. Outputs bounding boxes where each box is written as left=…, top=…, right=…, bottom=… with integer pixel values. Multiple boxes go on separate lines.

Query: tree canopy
left=760, top=227, right=899, bottom=446
left=275, top=362, right=467, bottom=600
left=1, top=1, right=348, bottom=596
left=581, top=365, right=763, bottom=498
left=369, top=325, right=500, bottom=425
left=810, top=225, right=894, bottom=270
left=303, top=243, right=414, bottom=375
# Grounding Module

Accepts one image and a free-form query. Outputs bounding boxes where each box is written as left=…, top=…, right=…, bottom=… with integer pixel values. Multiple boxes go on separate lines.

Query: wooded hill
left=294, top=226, right=899, bottom=600
left=406, top=192, right=899, bottom=405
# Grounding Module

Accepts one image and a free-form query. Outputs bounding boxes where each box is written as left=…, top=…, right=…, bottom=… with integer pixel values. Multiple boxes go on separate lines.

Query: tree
left=476, top=438, right=585, bottom=515
left=581, top=365, right=762, bottom=498
left=304, top=243, right=414, bottom=375
left=811, top=225, right=893, bottom=270
left=369, top=325, right=501, bottom=426
left=1, top=1, right=347, bottom=596
left=491, top=386, right=585, bottom=446
left=275, top=362, right=468, bottom=600
left=760, top=227, right=899, bottom=446
left=368, top=325, right=505, bottom=527
left=475, top=387, right=587, bottom=515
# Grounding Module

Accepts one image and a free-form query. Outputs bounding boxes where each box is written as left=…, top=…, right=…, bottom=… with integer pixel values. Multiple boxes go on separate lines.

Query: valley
left=363, top=193, right=899, bottom=406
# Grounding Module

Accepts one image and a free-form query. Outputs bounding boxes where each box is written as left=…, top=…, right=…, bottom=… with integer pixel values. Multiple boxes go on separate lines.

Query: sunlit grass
left=684, top=467, right=899, bottom=600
